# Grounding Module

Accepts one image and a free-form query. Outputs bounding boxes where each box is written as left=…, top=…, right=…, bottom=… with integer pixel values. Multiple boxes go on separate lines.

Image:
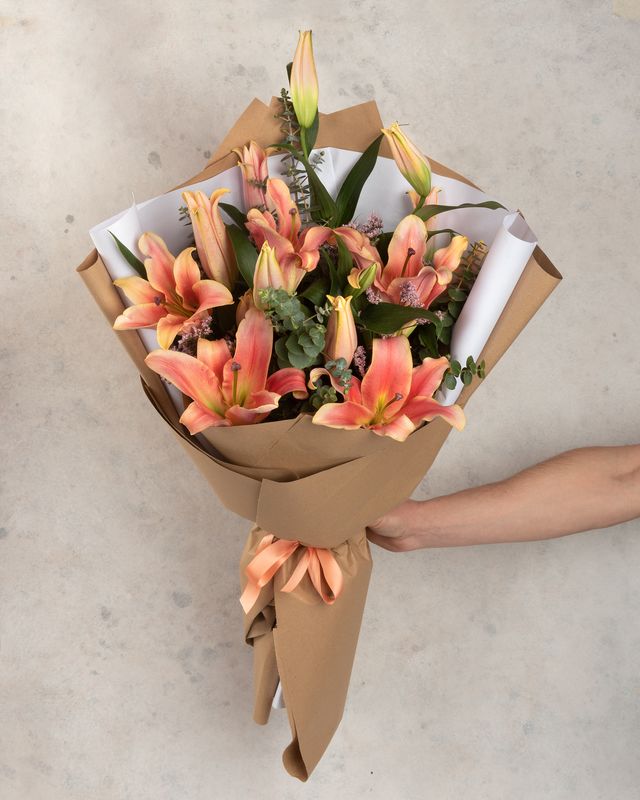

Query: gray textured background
left=1, top=1, right=639, bottom=798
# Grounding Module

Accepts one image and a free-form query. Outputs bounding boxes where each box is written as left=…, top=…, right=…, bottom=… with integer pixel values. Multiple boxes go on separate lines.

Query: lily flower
left=182, top=188, right=237, bottom=288
left=332, top=226, right=381, bottom=271
left=246, top=178, right=331, bottom=272
left=113, top=233, right=233, bottom=349
left=145, top=308, right=308, bottom=432
left=232, top=140, right=269, bottom=210
left=312, top=336, right=464, bottom=442
left=381, top=121, right=432, bottom=198
left=290, top=30, right=319, bottom=129
left=324, top=295, right=357, bottom=365
left=372, top=214, right=468, bottom=312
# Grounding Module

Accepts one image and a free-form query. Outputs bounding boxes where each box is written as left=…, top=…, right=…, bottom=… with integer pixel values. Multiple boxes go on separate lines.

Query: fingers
left=366, top=530, right=412, bottom=552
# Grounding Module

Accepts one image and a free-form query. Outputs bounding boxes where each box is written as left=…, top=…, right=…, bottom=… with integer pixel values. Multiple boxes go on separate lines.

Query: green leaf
left=335, top=235, right=354, bottom=286
left=276, top=142, right=337, bottom=223
left=450, top=360, right=462, bottom=377
left=438, top=325, right=452, bottom=345
left=448, top=286, right=467, bottom=302
left=110, top=232, right=145, bottom=278
left=334, top=134, right=383, bottom=225
left=413, top=200, right=506, bottom=223
left=360, top=302, right=430, bottom=335
left=418, top=323, right=439, bottom=358
left=219, top=202, right=247, bottom=229
left=448, top=300, right=463, bottom=319
left=461, top=369, right=473, bottom=386
left=301, top=277, right=330, bottom=306
left=444, top=373, right=457, bottom=390
left=466, top=355, right=476, bottom=371
left=302, top=111, right=320, bottom=154
left=226, top=224, right=257, bottom=288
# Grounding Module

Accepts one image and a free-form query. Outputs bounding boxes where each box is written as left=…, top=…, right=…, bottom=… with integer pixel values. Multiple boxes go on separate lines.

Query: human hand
left=366, top=499, right=426, bottom=552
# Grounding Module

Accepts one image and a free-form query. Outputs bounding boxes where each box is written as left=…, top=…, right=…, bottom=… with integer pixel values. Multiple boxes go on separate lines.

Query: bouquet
left=78, top=31, right=561, bottom=780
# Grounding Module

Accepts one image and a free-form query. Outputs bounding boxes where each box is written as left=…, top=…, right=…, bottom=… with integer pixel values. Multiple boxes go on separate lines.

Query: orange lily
left=373, top=214, right=468, bottom=311
left=232, top=140, right=269, bottom=210
left=324, top=295, right=357, bottom=365
left=290, top=30, right=318, bottom=129
left=182, top=188, right=237, bottom=288
left=113, top=232, right=233, bottom=349
left=381, top=121, right=432, bottom=198
left=246, top=178, right=331, bottom=273
left=145, top=308, right=308, bottom=432
left=332, top=226, right=381, bottom=271
left=312, top=336, right=464, bottom=442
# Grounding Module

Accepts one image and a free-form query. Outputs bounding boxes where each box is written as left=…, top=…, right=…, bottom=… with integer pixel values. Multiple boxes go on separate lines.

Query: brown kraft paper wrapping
left=77, top=97, right=562, bottom=780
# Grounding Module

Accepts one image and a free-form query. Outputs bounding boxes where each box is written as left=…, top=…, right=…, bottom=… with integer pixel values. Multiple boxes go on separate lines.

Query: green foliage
left=361, top=302, right=439, bottom=335
left=441, top=355, right=485, bottom=391
left=324, top=358, right=353, bottom=394
left=110, top=232, right=145, bottom=278
left=334, top=134, right=383, bottom=225
left=226, top=224, right=258, bottom=288
left=219, top=202, right=248, bottom=229
left=260, top=288, right=326, bottom=369
left=308, top=384, right=338, bottom=410
left=413, top=200, right=507, bottom=224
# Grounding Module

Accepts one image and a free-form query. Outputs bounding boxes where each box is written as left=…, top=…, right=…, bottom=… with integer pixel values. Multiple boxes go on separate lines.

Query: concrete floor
left=2, top=2, right=639, bottom=798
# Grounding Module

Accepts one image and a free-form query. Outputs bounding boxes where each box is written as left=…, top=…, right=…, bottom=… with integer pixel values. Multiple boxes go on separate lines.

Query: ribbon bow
left=240, top=533, right=344, bottom=614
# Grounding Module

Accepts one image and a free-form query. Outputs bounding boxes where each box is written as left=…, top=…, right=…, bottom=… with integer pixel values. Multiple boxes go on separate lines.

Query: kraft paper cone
left=77, top=96, right=562, bottom=781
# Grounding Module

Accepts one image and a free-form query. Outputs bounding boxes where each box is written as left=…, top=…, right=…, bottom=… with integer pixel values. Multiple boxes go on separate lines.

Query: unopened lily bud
left=381, top=121, right=432, bottom=198
left=290, top=30, right=319, bottom=129
left=324, top=295, right=357, bottom=366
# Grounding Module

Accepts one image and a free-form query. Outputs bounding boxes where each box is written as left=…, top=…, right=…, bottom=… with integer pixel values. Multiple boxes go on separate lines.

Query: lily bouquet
left=79, top=31, right=561, bottom=781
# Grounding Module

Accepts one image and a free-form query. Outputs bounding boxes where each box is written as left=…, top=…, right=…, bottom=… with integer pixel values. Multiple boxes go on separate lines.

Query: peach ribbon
left=240, top=533, right=344, bottom=614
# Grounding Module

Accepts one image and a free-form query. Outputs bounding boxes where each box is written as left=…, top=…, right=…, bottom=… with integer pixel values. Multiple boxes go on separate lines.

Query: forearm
left=404, top=446, right=640, bottom=548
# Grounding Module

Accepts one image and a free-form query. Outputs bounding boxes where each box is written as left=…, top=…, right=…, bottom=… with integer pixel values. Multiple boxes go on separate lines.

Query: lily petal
left=361, top=336, right=413, bottom=421
left=156, top=314, right=187, bottom=350
left=113, top=302, right=166, bottom=330
left=370, top=414, right=416, bottom=442
left=113, top=276, right=160, bottom=305
left=192, top=278, right=234, bottom=314
left=138, top=232, right=176, bottom=299
left=409, top=356, right=451, bottom=400
left=196, top=338, right=231, bottom=384
left=173, top=247, right=201, bottom=308
left=382, top=214, right=427, bottom=285
left=312, top=400, right=373, bottom=430
left=266, top=368, right=309, bottom=399
left=222, top=307, right=272, bottom=404
left=266, top=178, right=301, bottom=242
left=401, top=396, right=466, bottom=431
left=180, top=401, right=227, bottom=434
left=145, top=349, right=226, bottom=414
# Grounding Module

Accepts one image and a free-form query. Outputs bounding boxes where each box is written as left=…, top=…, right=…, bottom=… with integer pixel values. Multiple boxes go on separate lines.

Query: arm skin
left=367, top=446, right=640, bottom=552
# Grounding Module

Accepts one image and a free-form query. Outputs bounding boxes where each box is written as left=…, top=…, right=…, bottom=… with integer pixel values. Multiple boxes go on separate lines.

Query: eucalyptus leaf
left=448, top=286, right=467, bottom=302
left=110, top=232, right=145, bottom=278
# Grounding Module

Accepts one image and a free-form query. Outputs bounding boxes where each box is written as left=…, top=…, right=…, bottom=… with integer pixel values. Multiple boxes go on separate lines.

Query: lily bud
left=252, top=242, right=287, bottom=309
left=347, top=262, right=377, bottom=294
left=381, top=121, right=432, bottom=198
left=232, top=140, right=269, bottom=210
left=290, top=30, right=319, bottom=129
left=325, top=295, right=357, bottom=366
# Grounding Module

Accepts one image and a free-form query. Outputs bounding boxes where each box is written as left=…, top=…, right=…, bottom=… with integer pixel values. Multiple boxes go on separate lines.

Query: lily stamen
left=231, top=361, right=241, bottom=405
left=400, top=247, right=416, bottom=278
